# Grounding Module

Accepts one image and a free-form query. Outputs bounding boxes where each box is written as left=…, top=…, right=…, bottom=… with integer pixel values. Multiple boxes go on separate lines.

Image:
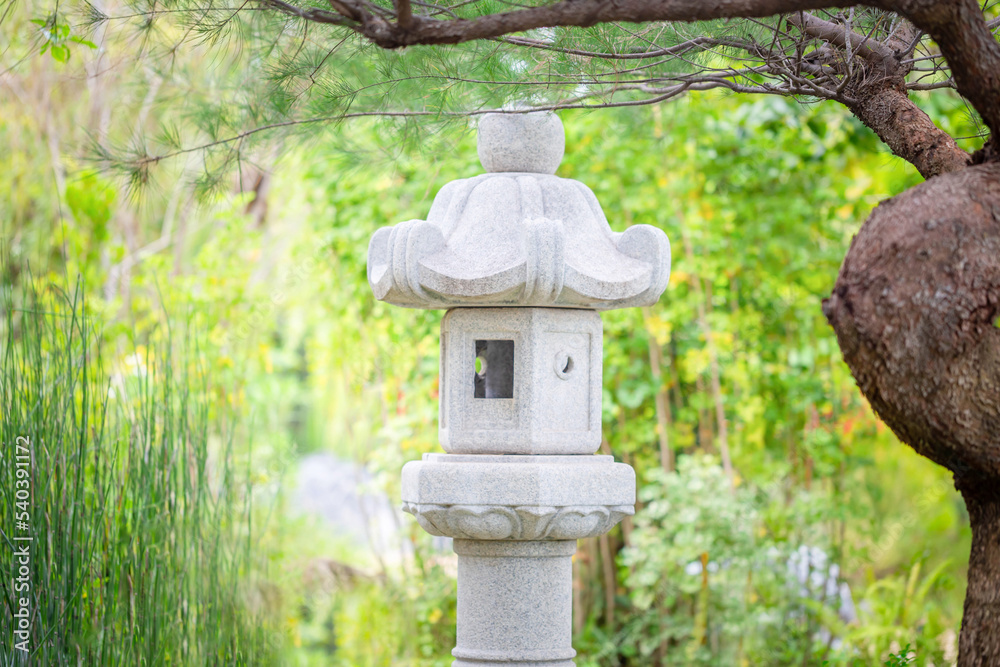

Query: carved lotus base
left=400, top=453, right=635, bottom=541
left=403, top=502, right=633, bottom=541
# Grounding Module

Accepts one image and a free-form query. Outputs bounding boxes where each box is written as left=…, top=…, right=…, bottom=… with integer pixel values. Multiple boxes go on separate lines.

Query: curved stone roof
left=367, top=112, right=671, bottom=310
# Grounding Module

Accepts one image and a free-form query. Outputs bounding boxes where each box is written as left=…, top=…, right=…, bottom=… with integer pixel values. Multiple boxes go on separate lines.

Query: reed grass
left=0, top=266, right=280, bottom=665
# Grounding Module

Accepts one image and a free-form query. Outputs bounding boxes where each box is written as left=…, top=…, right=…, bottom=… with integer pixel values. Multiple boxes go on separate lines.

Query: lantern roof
left=366, top=112, right=671, bottom=310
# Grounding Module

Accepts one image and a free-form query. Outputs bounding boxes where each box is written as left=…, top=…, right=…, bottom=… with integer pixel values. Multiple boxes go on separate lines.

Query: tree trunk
left=823, top=163, right=1000, bottom=666
left=599, top=533, right=617, bottom=630
left=889, top=0, right=1000, bottom=153
left=958, top=483, right=1000, bottom=665
left=845, top=85, right=970, bottom=179
left=684, top=234, right=735, bottom=487
left=644, top=307, right=674, bottom=473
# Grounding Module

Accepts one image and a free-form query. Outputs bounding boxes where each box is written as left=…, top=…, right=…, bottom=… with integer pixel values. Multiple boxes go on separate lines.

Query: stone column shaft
left=402, top=453, right=634, bottom=666
left=453, top=540, right=575, bottom=667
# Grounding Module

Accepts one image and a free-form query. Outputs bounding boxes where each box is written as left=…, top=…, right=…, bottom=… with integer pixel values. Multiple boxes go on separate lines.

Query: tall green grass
left=0, top=269, right=281, bottom=665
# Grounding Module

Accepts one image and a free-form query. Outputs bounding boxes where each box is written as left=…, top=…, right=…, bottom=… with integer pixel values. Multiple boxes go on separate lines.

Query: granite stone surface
left=402, top=454, right=635, bottom=506
left=401, top=453, right=635, bottom=541
left=477, top=113, right=565, bottom=175
left=440, top=307, right=603, bottom=454
left=452, top=540, right=576, bottom=667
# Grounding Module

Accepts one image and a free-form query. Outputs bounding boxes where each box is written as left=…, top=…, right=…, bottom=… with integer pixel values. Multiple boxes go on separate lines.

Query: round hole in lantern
left=554, top=351, right=573, bottom=380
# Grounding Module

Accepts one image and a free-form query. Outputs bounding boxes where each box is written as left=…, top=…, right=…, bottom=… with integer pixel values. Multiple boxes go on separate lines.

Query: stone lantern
left=367, top=112, right=671, bottom=666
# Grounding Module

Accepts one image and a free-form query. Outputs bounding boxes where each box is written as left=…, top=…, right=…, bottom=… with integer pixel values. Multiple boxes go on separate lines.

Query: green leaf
left=50, top=43, right=70, bottom=63
left=70, top=35, right=98, bottom=49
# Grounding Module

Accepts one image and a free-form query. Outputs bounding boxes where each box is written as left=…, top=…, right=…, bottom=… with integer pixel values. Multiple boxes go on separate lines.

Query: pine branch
left=785, top=11, right=894, bottom=63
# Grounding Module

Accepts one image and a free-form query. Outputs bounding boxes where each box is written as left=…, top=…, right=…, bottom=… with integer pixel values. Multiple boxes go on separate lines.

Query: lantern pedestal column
left=402, top=453, right=635, bottom=667
left=452, top=539, right=576, bottom=667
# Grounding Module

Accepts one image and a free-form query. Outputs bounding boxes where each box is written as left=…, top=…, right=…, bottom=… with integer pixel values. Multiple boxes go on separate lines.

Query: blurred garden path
left=292, top=453, right=447, bottom=565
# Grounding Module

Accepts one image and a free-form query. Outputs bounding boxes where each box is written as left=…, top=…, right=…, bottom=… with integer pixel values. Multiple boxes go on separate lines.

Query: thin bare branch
left=907, top=78, right=956, bottom=90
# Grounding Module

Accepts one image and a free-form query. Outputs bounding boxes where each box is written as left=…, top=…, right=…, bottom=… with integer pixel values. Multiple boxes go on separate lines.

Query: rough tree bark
left=960, top=483, right=1000, bottom=664
left=887, top=0, right=1000, bottom=158
left=824, top=164, right=1000, bottom=664
left=845, top=86, right=970, bottom=178
left=786, top=10, right=972, bottom=178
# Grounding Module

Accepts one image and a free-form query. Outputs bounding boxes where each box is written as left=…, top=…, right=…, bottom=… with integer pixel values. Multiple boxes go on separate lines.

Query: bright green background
left=1, top=4, right=984, bottom=664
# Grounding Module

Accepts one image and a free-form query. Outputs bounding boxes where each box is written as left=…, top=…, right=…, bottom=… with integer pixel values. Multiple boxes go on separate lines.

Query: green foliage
left=0, top=271, right=282, bottom=664
left=6, top=0, right=987, bottom=193
left=883, top=644, right=915, bottom=666
left=602, top=456, right=955, bottom=666
left=30, top=13, right=97, bottom=63
left=614, top=455, right=834, bottom=665
left=0, top=9, right=976, bottom=661
left=312, top=562, right=457, bottom=666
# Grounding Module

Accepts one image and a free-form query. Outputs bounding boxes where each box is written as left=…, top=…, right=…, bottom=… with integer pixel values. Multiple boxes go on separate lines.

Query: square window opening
left=474, top=340, right=514, bottom=398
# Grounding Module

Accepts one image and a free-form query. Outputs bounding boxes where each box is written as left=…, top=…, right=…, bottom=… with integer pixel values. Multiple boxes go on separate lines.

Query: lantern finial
left=477, top=112, right=565, bottom=174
